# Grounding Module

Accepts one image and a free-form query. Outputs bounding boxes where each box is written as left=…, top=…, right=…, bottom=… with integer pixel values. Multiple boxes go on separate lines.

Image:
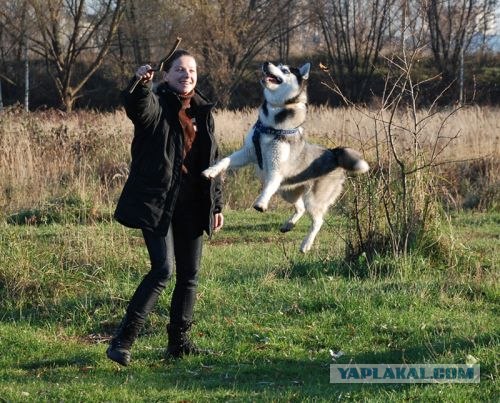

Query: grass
left=0, top=209, right=498, bottom=401
left=0, top=105, right=498, bottom=400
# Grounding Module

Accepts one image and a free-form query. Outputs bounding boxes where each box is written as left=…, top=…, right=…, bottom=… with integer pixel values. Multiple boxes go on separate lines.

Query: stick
left=128, top=37, right=182, bottom=94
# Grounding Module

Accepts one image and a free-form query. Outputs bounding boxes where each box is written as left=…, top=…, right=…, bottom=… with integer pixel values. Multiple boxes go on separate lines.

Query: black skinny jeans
left=124, top=205, right=204, bottom=328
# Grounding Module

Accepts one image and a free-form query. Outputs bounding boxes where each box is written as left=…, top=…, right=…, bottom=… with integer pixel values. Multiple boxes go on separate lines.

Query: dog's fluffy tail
left=331, top=147, right=370, bottom=174
left=283, top=147, right=369, bottom=186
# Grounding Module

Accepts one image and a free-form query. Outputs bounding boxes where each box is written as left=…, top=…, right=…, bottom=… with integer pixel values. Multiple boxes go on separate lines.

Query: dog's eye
left=281, top=67, right=290, bottom=74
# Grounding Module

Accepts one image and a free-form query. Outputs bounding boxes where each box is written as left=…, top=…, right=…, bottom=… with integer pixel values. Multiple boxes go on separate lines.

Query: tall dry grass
left=216, top=105, right=500, bottom=158
left=217, top=105, right=499, bottom=212
left=0, top=105, right=498, bottom=220
left=0, top=109, right=131, bottom=219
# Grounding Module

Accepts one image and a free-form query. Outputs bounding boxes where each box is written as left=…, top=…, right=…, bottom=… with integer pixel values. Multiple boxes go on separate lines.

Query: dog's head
left=261, top=62, right=310, bottom=105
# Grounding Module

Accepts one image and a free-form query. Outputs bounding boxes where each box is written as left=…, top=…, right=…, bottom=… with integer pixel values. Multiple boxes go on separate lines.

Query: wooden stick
left=128, top=37, right=182, bottom=94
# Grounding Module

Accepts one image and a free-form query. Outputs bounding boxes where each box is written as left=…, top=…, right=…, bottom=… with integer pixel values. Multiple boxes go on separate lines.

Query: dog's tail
left=283, top=147, right=369, bottom=186
left=330, top=147, right=370, bottom=174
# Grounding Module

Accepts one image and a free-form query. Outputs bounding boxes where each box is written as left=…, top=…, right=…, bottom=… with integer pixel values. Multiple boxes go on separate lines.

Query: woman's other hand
left=213, top=213, right=224, bottom=232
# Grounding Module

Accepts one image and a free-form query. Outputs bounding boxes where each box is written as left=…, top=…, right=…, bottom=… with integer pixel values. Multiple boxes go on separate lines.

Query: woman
left=107, top=50, right=223, bottom=366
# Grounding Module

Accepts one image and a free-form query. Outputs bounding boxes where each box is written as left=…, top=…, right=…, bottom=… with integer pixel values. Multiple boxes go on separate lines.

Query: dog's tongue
left=266, top=75, right=279, bottom=84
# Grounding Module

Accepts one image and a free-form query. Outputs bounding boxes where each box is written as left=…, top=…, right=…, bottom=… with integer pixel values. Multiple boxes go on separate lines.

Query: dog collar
left=254, top=119, right=301, bottom=137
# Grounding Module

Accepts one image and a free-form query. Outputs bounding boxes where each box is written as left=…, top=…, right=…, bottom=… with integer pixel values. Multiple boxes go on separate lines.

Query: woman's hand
left=135, top=65, right=154, bottom=84
left=213, top=213, right=224, bottom=232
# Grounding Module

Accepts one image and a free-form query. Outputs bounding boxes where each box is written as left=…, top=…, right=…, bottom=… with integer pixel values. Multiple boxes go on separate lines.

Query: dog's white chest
left=260, top=135, right=291, bottom=168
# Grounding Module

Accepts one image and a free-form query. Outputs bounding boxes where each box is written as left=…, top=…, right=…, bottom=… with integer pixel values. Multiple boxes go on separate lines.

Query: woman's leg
left=126, top=227, right=175, bottom=324
left=107, top=226, right=174, bottom=366
left=166, top=208, right=205, bottom=357
left=169, top=221, right=203, bottom=325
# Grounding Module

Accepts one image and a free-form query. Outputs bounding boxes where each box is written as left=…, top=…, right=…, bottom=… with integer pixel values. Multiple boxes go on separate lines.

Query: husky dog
left=202, top=62, right=369, bottom=252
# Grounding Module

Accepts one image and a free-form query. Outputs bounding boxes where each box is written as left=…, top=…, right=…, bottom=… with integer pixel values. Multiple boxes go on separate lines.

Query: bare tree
left=0, top=1, right=30, bottom=106
left=274, top=0, right=295, bottom=62
left=115, top=1, right=175, bottom=66
left=0, top=1, right=26, bottom=61
left=422, top=0, right=497, bottom=102
left=1, top=0, right=125, bottom=111
left=188, top=0, right=309, bottom=107
left=314, top=0, right=396, bottom=103
left=114, top=0, right=159, bottom=83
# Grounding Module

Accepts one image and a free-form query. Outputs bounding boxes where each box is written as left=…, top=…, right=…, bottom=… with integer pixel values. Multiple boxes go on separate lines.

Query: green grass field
left=0, top=209, right=498, bottom=401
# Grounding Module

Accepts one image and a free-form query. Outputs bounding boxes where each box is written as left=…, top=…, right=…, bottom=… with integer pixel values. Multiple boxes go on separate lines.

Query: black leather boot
left=106, top=314, right=141, bottom=366
left=166, top=322, right=204, bottom=358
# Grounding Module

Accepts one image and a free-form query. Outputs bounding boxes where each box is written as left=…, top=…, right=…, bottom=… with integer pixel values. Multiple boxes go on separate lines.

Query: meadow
left=0, top=106, right=498, bottom=401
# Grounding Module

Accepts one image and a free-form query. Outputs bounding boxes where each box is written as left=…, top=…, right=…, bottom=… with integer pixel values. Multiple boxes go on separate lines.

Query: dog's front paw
left=202, top=166, right=220, bottom=179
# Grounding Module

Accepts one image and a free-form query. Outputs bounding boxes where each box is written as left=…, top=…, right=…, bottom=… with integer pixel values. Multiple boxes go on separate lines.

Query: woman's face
left=164, top=55, right=197, bottom=95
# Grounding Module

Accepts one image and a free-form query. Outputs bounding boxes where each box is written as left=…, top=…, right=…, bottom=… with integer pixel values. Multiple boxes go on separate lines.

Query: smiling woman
left=106, top=48, right=224, bottom=367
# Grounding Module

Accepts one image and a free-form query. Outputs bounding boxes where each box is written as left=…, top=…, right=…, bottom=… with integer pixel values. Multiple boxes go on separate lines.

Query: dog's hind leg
left=281, top=197, right=305, bottom=232
left=300, top=212, right=324, bottom=253
left=300, top=185, right=337, bottom=253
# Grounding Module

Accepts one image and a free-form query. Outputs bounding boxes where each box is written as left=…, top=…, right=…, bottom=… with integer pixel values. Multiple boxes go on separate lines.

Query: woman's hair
left=163, top=49, right=195, bottom=73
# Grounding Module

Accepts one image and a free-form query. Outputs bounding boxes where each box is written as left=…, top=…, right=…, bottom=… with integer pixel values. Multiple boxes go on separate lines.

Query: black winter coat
left=114, top=79, right=223, bottom=236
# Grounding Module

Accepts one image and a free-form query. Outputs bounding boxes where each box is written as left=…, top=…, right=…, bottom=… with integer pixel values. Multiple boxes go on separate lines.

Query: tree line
left=1, top=0, right=498, bottom=111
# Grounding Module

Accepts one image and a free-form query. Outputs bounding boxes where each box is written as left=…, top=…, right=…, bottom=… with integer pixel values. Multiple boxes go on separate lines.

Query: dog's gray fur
left=203, top=61, right=369, bottom=252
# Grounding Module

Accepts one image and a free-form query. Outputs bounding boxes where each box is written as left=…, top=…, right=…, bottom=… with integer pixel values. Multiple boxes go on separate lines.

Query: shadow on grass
left=271, top=258, right=348, bottom=279
left=127, top=333, right=494, bottom=394
left=2, top=334, right=494, bottom=399
left=120, top=334, right=491, bottom=394
left=19, top=356, right=96, bottom=371
left=0, top=295, right=127, bottom=326
left=222, top=222, right=284, bottom=234
left=340, top=333, right=496, bottom=369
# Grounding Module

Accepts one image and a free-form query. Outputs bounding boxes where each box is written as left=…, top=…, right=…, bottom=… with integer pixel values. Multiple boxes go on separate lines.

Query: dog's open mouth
left=263, top=73, right=282, bottom=85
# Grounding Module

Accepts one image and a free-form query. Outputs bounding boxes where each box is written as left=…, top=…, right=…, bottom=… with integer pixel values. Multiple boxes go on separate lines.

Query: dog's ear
left=299, top=63, right=310, bottom=80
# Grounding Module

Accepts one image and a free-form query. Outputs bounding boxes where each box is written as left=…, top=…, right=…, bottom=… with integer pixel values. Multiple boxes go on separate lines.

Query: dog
left=202, top=61, right=369, bottom=252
